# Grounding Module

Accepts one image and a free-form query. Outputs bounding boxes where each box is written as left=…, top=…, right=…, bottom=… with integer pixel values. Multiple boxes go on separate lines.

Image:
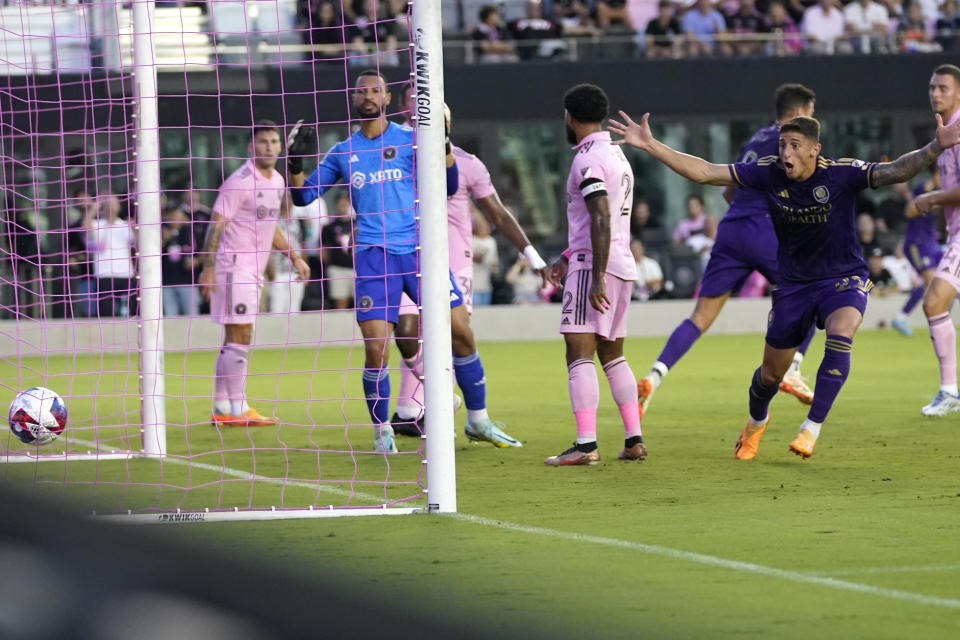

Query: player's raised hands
left=935, top=112, right=960, bottom=152
left=286, top=119, right=316, bottom=175
left=608, top=111, right=654, bottom=151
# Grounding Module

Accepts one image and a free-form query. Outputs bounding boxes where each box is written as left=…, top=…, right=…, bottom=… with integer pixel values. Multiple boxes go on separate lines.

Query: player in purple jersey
left=636, top=84, right=818, bottom=419
left=890, top=172, right=943, bottom=337
left=910, top=64, right=960, bottom=416
left=610, top=109, right=960, bottom=459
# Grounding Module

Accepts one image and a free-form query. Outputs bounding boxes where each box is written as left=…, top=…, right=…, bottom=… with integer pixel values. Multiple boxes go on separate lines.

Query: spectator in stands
left=471, top=4, right=519, bottom=63
left=645, top=0, right=684, bottom=57
left=160, top=206, right=197, bottom=317
left=347, top=0, right=401, bottom=65
left=509, top=0, right=567, bottom=60
left=86, top=191, right=136, bottom=318
left=687, top=214, right=718, bottom=269
left=631, top=237, right=664, bottom=300
left=320, top=192, right=355, bottom=309
left=857, top=211, right=879, bottom=256
left=760, top=0, right=804, bottom=55
left=844, top=0, right=891, bottom=53
left=802, top=0, right=851, bottom=54
left=874, top=181, right=910, bottom=234
left=672, top=194, right=714, bottom=244
left=682, top=0, right=731, bottom=56
left=883, top=239, right=916, bottom=292
left=898, top=0, right=943, bottom=50
left=268, top=197, right=309, bottom=313
left=66, top=188, right=96, bottom=317
left=596, top=0, right=634, bottom=29
left=725, top=0, right=764, bottom=55
left=866, top=246, right=899, bottom=295
left=305, top=0, right=345, bottom=60
left=935, top=0, right=960, bottom=50
left=505, top=255, right=544, bottom=304
left=471, top=209, right=499, bottom=307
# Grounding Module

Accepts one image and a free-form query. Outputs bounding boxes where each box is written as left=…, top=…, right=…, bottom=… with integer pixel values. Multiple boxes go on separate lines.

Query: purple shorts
left=698, top=216, right=780, bottom=298
left=765, top=272, right=871, bottom=349
left=904, top=238, right=942, bottom=274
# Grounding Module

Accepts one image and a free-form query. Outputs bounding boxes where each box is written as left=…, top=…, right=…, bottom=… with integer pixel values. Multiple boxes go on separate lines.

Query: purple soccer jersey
left=724, top=123, right=780, bottom=222
left=904, top=179, right=942, bottom=274
left=729, top=155, right=877, bottom=283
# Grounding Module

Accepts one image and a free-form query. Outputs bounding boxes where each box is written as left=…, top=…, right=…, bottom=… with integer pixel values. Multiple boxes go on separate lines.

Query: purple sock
left=808, top=335, right=852, bottom=423
left=797, top=323, right=816, bottom=357
left=902, top=285, right=924, bottom=315
left=656, top=318, right=702, bottom=370
left=748, top=367, right=779, bottom=422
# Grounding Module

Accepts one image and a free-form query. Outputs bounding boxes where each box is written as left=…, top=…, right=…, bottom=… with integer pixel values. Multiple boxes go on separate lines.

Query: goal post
left=0, top=0, right=457, bottom=521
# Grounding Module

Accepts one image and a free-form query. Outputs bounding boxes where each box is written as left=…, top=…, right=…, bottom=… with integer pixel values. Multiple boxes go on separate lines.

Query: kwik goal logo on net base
left=158, top=512, right=206, bottom=523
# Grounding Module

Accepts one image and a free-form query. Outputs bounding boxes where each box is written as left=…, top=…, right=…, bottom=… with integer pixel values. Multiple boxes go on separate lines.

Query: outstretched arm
left=474, top=193, right=547, bottom=274
left=872, top=113, right=960, bottom=187
left=608, top=111, right=734, bottom=186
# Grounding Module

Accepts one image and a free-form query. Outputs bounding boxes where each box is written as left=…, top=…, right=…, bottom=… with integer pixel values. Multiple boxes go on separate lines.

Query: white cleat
left=920, top=390, right=960, bottom=417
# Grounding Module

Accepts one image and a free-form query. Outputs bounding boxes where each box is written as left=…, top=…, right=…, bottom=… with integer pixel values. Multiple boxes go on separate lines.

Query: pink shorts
left=934, top=236, right=960, bottom=293
left=210, top=270, right=261, bottom=325
left=398, top=267, right=474, bottom=316
left=559, top=268, right=632, bottom=340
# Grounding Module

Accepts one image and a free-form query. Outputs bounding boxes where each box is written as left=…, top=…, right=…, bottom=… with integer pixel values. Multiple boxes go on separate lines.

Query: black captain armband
left=579, top=177, right=607, bottom=201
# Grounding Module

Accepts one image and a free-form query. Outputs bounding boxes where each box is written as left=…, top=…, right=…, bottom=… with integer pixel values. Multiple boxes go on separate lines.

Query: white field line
left=448, top=513, right=960, bottom=612
left=65, top=439, right=960, bottom=610
left=814, top=565, right=960, bottom=576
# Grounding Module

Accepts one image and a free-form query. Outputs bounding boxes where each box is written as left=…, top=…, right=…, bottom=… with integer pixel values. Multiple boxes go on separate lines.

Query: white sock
left=801, top=419, right=822, bottom=440
left=895, top=312, right=908, bottom=323
left=940, top=384, right=959, bottom=396
left=230, top=400, right=250, bottom=416
left=750, top=413, right=768, bottom=427
left=650, top=361, right=668, bottom=388
left=787, top=353, right=803, bottom=376
left=395, top=405, right=420, bottom=420
left=576, top=436, right=596, bottom=445
left=467, top=408, right=489, bottom=424
left=214, top=400, right=231, bottom=415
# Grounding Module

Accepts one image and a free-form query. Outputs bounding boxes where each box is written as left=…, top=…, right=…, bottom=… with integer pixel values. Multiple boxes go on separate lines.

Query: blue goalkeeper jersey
left=291, top=122, right=417, bottom=254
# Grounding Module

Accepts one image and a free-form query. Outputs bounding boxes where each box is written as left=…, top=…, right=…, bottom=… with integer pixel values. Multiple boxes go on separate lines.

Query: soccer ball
left=8, top=387, right=67, bottom=445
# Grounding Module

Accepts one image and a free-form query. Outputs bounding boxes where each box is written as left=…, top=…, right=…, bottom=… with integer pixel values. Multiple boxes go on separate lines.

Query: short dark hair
left=686, top=194, right=703, bottom=206
left=774, top=83, right=816, bottom=119
left=479, top=4, right=498, bottom=22
left=657, top=0, right=672, bottom=8
left=253, top=119, right=280, bottom=138
left=356, top=69, right=387, bottom=85
left=934, top=64, right=960, bottom=85
left=563, top=83, right=609, bottom=124
left=780, top=116, right=820, bottom=142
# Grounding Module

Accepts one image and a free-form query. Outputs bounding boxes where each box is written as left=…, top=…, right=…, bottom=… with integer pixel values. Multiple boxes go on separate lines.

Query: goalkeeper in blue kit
left=288, top=70, right=521, bottom=452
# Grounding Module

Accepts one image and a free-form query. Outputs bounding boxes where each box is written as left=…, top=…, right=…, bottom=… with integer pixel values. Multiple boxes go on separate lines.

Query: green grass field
left=4, top=330, right=960, bottom=638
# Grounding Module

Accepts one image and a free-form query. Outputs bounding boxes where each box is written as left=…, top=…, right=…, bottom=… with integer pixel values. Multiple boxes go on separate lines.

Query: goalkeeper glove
left=286, top=119, right=316, bottom=175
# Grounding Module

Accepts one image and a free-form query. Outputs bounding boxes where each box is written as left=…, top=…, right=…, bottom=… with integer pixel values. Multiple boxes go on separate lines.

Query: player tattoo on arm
left=200, top=216, right=225, bottom=270
left=587, top=194, right=611, bottom=313
left=871, top=145, right=940, bottom=187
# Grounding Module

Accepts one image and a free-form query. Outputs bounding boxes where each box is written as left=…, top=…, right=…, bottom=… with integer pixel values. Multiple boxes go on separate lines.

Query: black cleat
left=390, top=412, right=424, bottom=437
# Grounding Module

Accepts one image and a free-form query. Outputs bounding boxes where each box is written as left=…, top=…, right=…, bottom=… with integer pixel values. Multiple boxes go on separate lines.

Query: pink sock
left=568, top=358, right=599, bottom=442
left=223, top=343, right=249, bottom=414
left=928, top=312, right=957, bottom=386
left=397, top=350, right=423, bottom=417
left=603, top=356, right=642, bottom=438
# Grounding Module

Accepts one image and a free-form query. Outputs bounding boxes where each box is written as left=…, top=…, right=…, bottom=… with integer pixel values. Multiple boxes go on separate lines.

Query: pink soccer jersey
left=565, top=131, right=635, bottom=281
left=447, top=146, right=497, bottom=275
left=939, top=108, right=960, bottom=241
left=212, top=158, right=285, bottom=279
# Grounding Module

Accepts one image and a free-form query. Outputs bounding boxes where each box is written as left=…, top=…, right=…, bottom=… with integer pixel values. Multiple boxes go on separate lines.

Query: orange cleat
left=734, top=415, right=769, bottom=460
left=637, top=375, right=657, bottom=419
left=239, top=407, right=280, bottom=427
left=212, top=413, right=244, bottom=427
left=789, top=428, right=816, bottom=459
left=544, top=443, right=600, bottom=467
left=779, top=375, right=813, bottom=405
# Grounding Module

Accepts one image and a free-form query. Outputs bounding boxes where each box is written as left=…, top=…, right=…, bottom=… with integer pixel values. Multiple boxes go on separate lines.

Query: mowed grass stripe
left=450, top=513, right=960, bottom=611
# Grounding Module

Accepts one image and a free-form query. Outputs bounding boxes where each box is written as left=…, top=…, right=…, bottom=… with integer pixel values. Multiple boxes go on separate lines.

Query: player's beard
left=566, top=125, right=577, bottom=145
left=354, top=102, right=381, bottom=121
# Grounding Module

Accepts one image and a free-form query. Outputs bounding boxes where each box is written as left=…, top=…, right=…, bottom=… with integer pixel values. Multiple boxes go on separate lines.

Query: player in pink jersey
left=198, top=121, right=311, bottom=428
left=912, top=64, right=960, bottom=416
left=390, top=94, right=547, bottom=437
left=543, top=83, right=645, bottom=467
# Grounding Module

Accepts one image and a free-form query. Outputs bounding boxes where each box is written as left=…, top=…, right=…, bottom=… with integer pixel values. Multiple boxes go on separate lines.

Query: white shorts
left=211, top=270, right=261, bottom=325
left=398, top=267, right=474, bottom=315
left=934, top=236, right=960, bottom=293
left=559, top=269, right=632, bottom=340
left=325, top=264, right=355, bottom=301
